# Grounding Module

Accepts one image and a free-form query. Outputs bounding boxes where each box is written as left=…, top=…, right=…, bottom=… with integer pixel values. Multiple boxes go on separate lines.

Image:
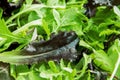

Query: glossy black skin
left=20, top=31, right=79, bottom=64
left=24, top=31, right=78, bottom=54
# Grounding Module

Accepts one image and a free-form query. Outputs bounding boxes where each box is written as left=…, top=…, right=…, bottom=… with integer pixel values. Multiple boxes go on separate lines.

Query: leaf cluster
left=0, top=0, right=120, bottom=80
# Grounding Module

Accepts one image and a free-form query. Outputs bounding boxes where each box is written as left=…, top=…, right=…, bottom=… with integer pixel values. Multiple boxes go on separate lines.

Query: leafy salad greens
left=0, top=0, right=120, bottom=80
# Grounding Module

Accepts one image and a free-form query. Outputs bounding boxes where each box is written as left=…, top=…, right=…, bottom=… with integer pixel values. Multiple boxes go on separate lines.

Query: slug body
left=21, top=31, right=79, bottom=64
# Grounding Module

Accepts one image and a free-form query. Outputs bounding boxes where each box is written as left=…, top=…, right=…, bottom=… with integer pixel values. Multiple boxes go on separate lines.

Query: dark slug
left=21, top=31, right=79, bottom=64
left=0, top=31, right=79, bottom=64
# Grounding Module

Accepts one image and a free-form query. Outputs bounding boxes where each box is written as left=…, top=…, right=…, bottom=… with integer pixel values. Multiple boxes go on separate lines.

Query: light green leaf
left=79, top=40, right=93, bottom=50
left=6, top=4, right=45, bottom=24
left=108, top=39, right=120, bottom=79
left=48, top=61, right=59, bottom=73
left=113, top=6, right=120, bottom=17
left=25, top=0, right=33, bottom=5
left=6, top=4, right=65, bottom=24
left=60, top=59, right=65, bottom=69
left=13, top=19, right=42, bottom=34
left=42, top=19, right=50, bottom=38
left=62, top=67, right=73, bottom=73
left=39, top=64, right=46, bottom=72
left=0, top=19, right=29, bottom=52
left=0, top=8, right=3, bottom=18
left=91, top=50, right=113, bottom=72
left=75, top=54, right=91, bottom=79
left=16, top=76, right=26, bottom=80
left=40, top=70, right=60, bottom=79
left=53, top=9, right=61, bottom=26
left=0, top=19, right=13, bottom=37
left=99, top=29, right=120, bottom=36
left=28, top=11, right=41, bottom=22
left=29, top=71, right=43, bottom=80
left=47, top=0, right=59, bottom=6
